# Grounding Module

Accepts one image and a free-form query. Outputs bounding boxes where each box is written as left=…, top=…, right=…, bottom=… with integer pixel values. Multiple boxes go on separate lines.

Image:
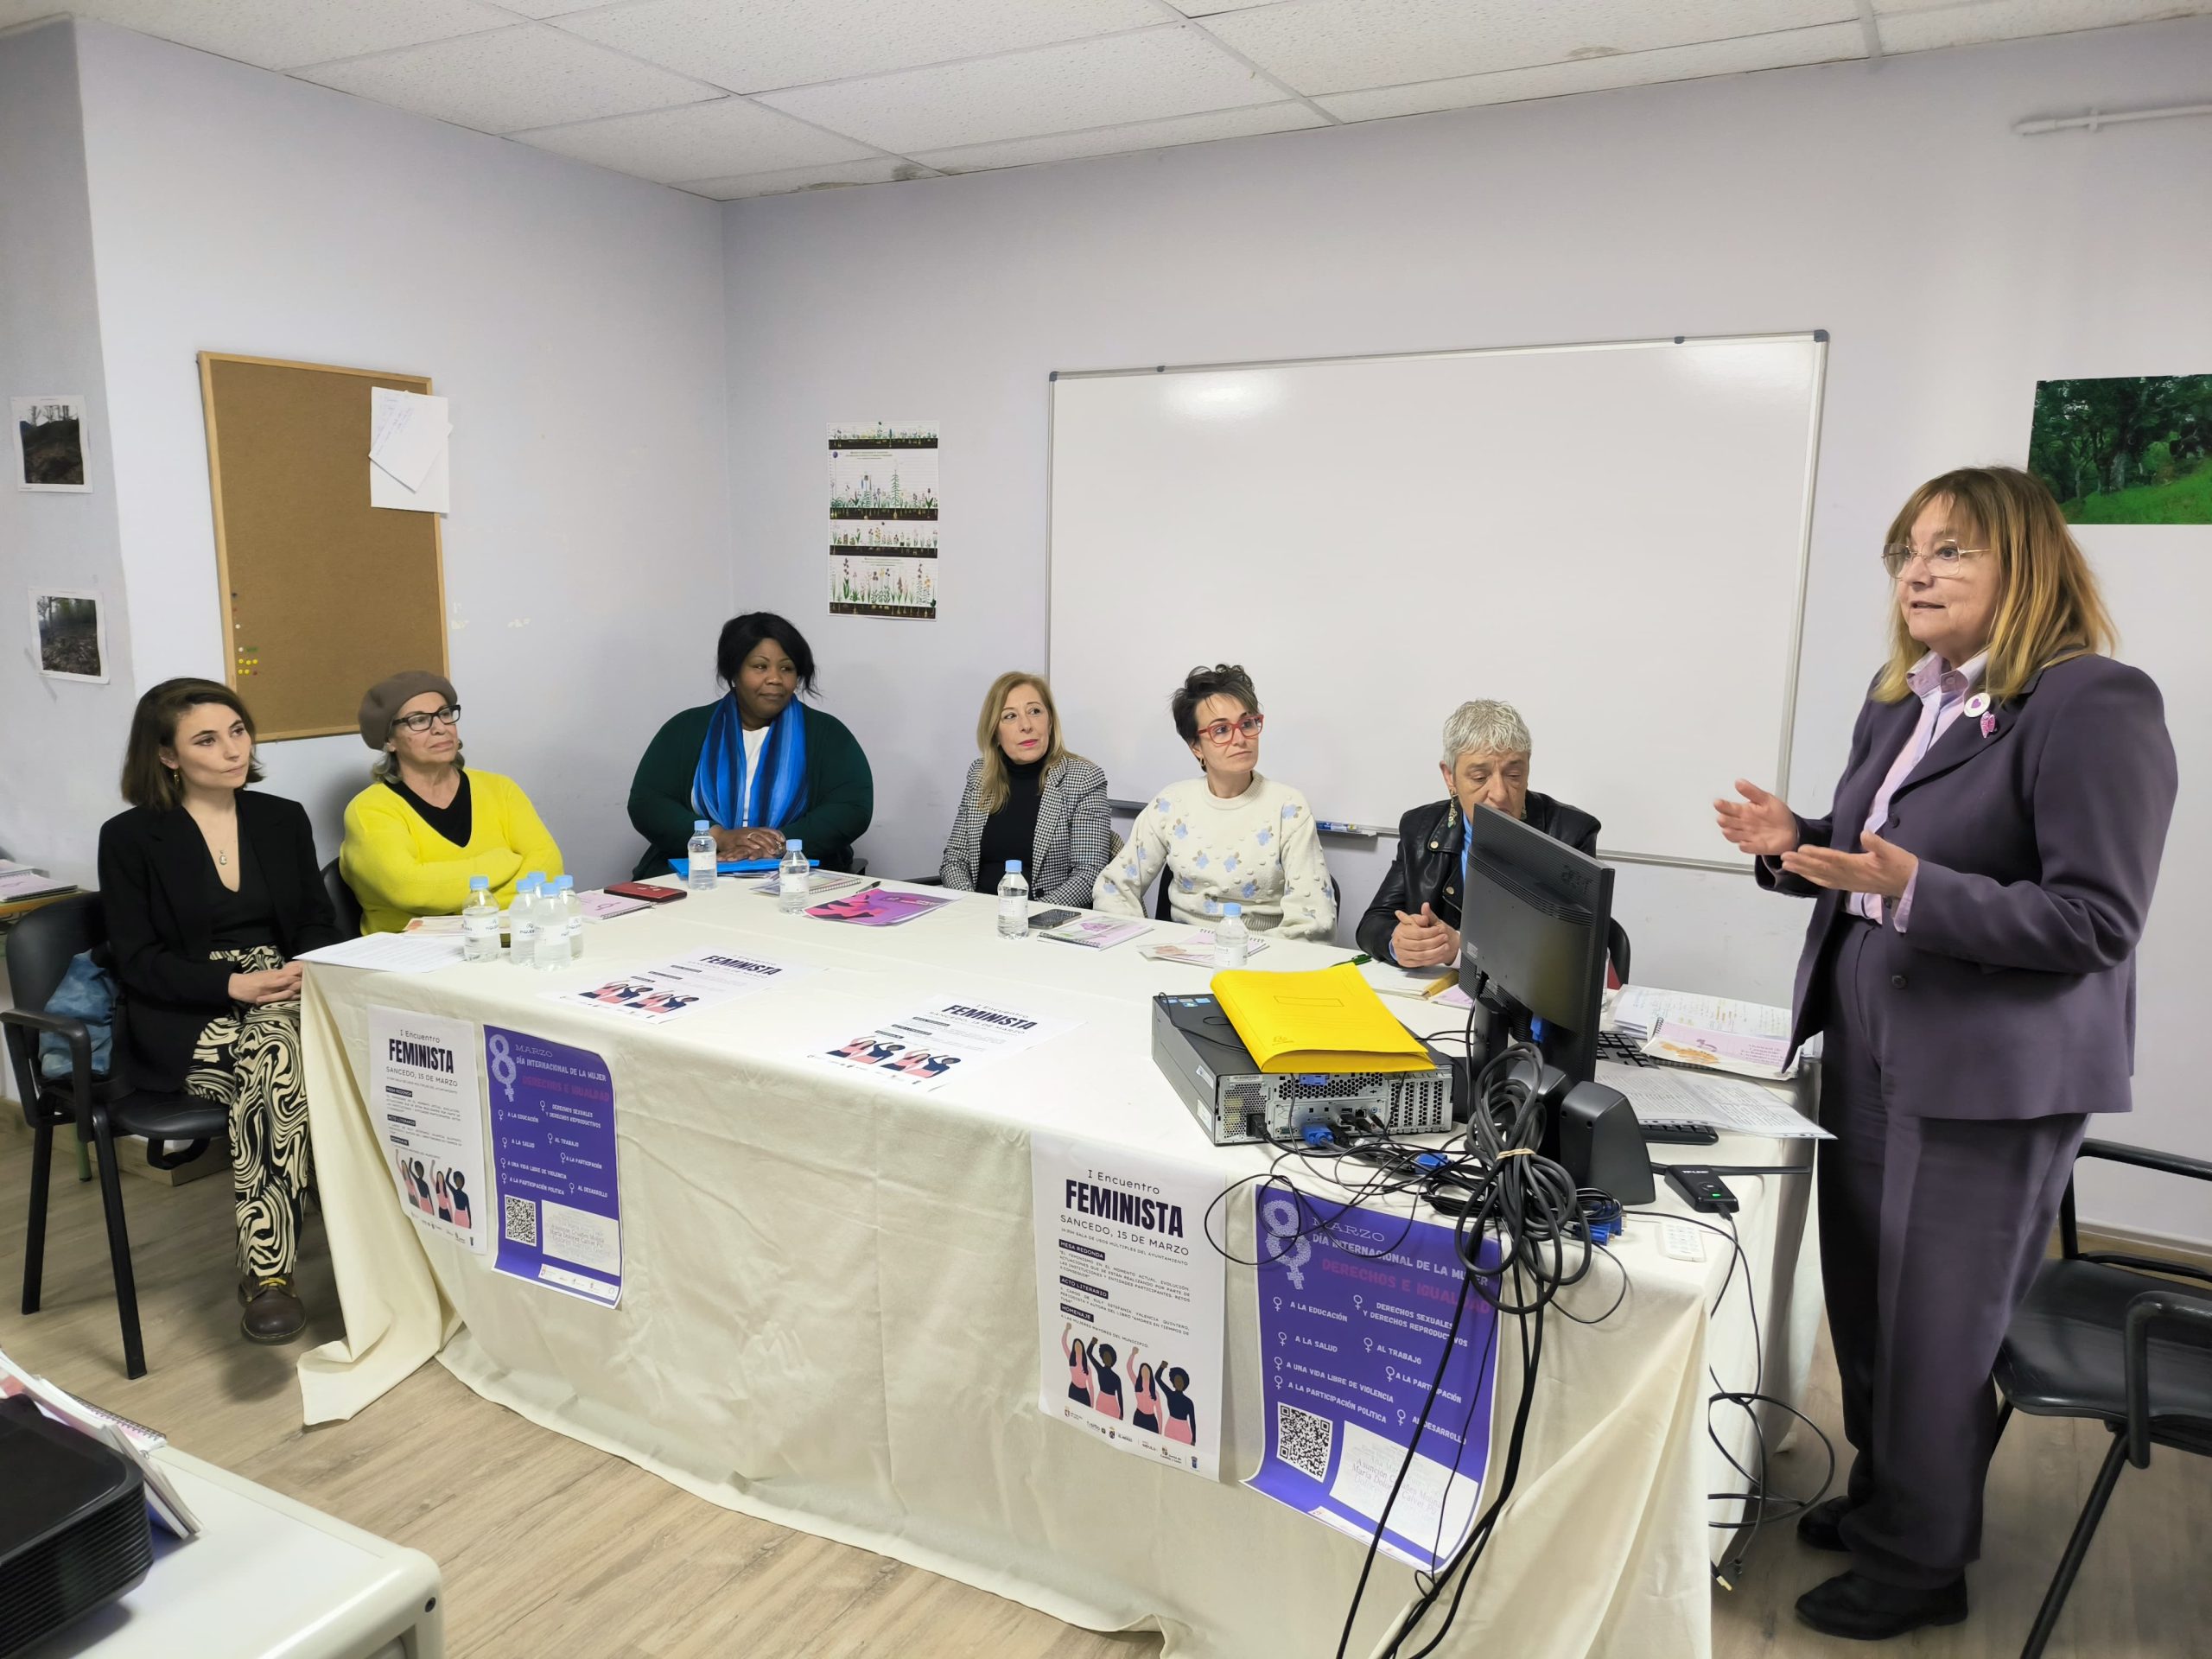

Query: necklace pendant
left=219, top=850, right=230, bottom=866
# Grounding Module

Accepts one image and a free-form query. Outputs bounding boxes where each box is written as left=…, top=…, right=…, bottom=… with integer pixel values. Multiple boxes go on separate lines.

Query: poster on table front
left=484, top=1025, right=622, bottom=1307
left=1031, top=1131, right=1226, bottom=1480
left=1247, top=1181, right=1502, bottom=1572
left=368, top=1006, right=486, bottom=1252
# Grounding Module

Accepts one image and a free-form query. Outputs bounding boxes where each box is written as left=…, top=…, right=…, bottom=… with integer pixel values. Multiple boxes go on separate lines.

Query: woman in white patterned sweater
left=1092, top=664, right=1336, bottom=940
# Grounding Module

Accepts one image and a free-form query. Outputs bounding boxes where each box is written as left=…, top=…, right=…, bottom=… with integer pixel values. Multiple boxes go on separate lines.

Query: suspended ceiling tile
left=298, top=22, right=715, bottom=134
left=557, top=0, right=1163, bottom=94
left=756, top=25, right=1279, bottom=154
left=486, top=0, right=609, bottom=15
left=1205, top=0, right=1861, bottom=93
left=680, top=156, right=938, bottom=199
left=32, top=0, right=513, bottom=71
left=1318, top=21, right=1866, bottom=120
left=515, top=96, right=876, bottom=182
left=1877, top=0, right=2212, bottom=50
left=913, top=101, right=1326, bottom=172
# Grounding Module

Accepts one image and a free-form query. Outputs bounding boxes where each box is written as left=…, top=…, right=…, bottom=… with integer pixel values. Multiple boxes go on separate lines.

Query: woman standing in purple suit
left=1717, top=466, right=2177, bottom=1641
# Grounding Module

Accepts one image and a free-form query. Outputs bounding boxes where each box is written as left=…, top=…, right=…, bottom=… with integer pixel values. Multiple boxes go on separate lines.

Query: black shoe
left=1795, top=1571, right=1967, bottom=1640
left=1796, top=1495, right=1853, bottom=1553
left=239, top=1274, right=307, bottom=1344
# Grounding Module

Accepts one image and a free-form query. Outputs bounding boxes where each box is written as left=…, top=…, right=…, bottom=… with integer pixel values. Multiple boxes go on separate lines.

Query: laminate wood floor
left=2, top=1125, right=2205, bottom=1658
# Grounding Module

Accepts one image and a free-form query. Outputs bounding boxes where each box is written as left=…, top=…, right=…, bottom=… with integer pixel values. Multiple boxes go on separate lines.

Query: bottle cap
left=469, top=875, right=489, bottom=890
left=521, top=872, right=544, bottom=890
left=1008, top=860, right=1022, bottom=873
left=787, top=840, right=804, bottom=853
left=1223, top=902, right=1242, bottom=918
left=694, top=819, right=709, bottom=831
left=555, top=875, right=573, bottom=890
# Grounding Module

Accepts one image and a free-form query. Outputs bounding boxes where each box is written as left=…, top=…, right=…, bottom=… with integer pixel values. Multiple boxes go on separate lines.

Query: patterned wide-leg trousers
left=185, top=945, right=311, bottom=1279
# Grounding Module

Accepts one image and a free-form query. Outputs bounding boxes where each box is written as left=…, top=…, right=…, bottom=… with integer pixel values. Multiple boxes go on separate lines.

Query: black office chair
left=1, top=893, right=226, bottom=1379
left=1605, top=918, right=1632, bottom=982
left=1992, top=1140, right=2212, bottom=1659
left=321, top=858, right=363, bottom=939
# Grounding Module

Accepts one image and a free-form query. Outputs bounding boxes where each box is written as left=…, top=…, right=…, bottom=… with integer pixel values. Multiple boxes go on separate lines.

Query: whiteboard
left=1047, top=334, right=1825, bottom=868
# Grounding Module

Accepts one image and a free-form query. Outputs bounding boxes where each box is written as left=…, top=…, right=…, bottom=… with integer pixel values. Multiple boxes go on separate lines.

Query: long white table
left=296, top=881, right=1815, bottom=1659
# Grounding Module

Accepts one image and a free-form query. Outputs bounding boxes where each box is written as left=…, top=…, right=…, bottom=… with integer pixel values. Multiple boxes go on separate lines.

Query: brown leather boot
left=238, top=1274, right=306, bottom=1344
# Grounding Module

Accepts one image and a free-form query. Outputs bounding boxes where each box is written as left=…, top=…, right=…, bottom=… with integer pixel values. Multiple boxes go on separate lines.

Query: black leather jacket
left=1355, top=791, right=1602, bottom=963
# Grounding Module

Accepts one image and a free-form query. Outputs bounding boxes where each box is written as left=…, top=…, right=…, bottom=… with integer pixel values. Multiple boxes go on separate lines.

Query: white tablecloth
left=298, top=882, right=1817, bottom=1659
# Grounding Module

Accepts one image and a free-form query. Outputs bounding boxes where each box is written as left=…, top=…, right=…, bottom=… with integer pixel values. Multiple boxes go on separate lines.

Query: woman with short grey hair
left=1355, top=699, right=1601, bottom=966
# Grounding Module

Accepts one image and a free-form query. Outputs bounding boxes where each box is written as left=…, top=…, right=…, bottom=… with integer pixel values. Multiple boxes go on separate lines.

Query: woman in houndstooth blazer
left=939, top=671, right=1111, bottom=907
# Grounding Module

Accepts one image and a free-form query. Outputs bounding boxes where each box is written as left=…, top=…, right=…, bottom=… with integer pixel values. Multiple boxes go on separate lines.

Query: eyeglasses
left=393, top=704, right=461, bottom=734
left=1197, top=713, right=1264, bottom=746
left=1880, top=543, right=1988, bottom=580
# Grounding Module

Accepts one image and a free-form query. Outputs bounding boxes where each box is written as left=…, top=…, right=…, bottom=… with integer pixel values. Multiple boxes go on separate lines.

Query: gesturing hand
left=1778, top=830, right=1919, bottom=900
left=1713, top=779, right=1800, bottom=858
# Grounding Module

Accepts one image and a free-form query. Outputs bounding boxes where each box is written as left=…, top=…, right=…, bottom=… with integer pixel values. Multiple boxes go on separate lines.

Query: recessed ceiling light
left=1568, top=45, right=1624, bottom=60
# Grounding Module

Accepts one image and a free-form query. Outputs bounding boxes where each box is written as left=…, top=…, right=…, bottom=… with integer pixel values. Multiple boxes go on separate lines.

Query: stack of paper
left=1, top=1345, right=198, bottom=1535
left=1141, top=931, right=1270, bottom=967
left=1211, top=963, right=1431, bottom=1074
left=1596, top=1061, right=1828, bottom=1141
left=1039, top=916, right=1149, bottom=950
left=0, top=861, right=71, bottom=902
left=1613, top=984, right=1795, bottom=1079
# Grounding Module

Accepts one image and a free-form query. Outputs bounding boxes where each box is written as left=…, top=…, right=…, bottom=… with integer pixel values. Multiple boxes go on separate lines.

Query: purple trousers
left=1818, top=917, right=2087, bottom=1587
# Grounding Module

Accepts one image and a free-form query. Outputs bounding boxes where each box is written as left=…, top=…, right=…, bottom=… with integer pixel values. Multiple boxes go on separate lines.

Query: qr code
left=1277, top=1402, right=1334, bottom=1480
left=503, top=1194, right=538, bottom=1246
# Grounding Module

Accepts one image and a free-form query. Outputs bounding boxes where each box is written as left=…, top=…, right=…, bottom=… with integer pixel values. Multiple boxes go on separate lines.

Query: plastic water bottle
left=539, top=876, right=579, bottom=969
left=778, top=840, right=810, bottom=914
left=997, top=859, right=1030, bottom=938
left=556, top=875, right=584, bottom=963
left=687, top=820, right=717, bottom=892
left=461, top=876, right=500, bottom=963
left=510, top=873, right=543, bottom=964
left=1213, top=902, right=1248, bottom=969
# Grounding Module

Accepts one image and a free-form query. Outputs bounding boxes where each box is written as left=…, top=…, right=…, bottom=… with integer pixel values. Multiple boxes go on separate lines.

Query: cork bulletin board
left=198, top=352, right=448, bottom=741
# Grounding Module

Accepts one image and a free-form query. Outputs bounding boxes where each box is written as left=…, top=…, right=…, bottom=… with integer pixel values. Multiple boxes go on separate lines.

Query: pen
left=1346, top=953, right=1372, bottom=967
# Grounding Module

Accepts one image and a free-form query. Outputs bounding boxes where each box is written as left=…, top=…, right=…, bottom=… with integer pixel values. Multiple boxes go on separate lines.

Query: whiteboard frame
left=1046, top=330, right=1828, bottom=875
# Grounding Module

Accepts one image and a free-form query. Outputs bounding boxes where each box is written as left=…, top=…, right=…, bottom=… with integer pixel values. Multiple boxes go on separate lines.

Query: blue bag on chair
left=37, top=950, right=115, bottom=1081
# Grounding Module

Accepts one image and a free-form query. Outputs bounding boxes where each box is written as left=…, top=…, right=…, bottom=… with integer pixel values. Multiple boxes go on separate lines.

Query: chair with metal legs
left=2, top=893, right=226, bottom=1380
left=1991, top=1139, right=2212, bottom=1658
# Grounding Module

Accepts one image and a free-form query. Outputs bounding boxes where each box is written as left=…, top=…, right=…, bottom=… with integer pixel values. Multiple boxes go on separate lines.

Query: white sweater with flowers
left=1091, top=772, right=1336, bottom=940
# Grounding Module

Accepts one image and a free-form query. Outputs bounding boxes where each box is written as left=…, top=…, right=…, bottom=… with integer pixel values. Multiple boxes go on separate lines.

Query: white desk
left=295, top=882, right=1813, bottom=1659
left=27, top=1447, right=442, bottom=1659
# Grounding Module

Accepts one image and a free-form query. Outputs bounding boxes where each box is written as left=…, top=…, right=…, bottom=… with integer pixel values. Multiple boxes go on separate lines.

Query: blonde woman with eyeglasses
left=339, top=670, right=564, bottom=934
left=1715, top=466, right=2177, bottom=1642
left=1091, top=664, right=1335, bottom=939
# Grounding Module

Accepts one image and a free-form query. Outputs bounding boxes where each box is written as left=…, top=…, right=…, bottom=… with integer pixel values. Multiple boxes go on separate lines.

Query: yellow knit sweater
left=340, top=769, right=564, bottom=935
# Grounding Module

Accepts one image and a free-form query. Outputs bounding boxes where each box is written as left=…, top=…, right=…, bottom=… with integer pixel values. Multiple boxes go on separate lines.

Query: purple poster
left=484, top=1026, right=621, bottom=1307
left=1248, top=1182, right=1500, bottom=1572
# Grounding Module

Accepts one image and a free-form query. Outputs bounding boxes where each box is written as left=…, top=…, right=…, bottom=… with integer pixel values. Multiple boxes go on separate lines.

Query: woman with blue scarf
left=628, top=613, right=874, bottom=878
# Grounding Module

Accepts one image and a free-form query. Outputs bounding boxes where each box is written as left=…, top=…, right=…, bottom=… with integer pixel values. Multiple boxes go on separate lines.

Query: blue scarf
left=693, top=694, right=810, bottom=830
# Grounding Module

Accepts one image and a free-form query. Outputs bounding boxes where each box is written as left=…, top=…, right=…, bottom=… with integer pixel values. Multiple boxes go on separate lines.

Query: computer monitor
left=1457, top=804, right=1615, bottom=1085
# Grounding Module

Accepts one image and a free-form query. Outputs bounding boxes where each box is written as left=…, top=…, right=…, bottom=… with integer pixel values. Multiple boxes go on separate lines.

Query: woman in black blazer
left=98, top=678, right=339, bottom=1344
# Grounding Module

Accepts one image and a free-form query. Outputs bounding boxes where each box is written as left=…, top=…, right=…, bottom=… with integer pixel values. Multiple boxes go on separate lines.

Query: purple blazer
left=1759, top=653, right=2176, bottom=1121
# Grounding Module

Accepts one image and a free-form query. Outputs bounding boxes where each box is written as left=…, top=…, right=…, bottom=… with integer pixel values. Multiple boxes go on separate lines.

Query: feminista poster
left=1031, top=1131, right=1226, bottom=1480
left=368, top=1006, right=486, bottom=1252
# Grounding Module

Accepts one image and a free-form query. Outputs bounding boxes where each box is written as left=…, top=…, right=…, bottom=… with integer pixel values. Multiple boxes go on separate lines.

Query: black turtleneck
left=977, top=756, right=1046, bottom=893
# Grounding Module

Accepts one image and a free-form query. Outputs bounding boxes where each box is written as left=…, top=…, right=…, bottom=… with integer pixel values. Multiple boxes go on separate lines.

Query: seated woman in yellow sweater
left=339, top=671, right=563, bottom=934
